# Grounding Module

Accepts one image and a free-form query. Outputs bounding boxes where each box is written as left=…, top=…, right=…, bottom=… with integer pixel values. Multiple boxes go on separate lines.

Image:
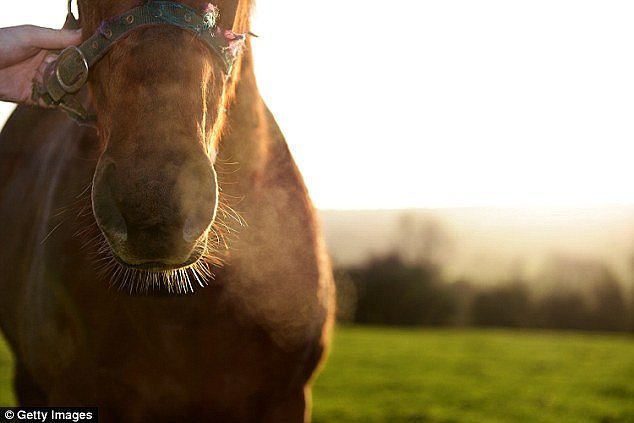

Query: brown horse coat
left=0, top=1, right=334, bottom=421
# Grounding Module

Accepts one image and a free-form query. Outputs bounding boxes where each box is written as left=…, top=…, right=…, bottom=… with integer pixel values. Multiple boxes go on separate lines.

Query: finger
left=35, top=54, right=57, bottom=81
left=18, top=25, right=82, bottom=50
left=0, top=50, right=52, bottom=106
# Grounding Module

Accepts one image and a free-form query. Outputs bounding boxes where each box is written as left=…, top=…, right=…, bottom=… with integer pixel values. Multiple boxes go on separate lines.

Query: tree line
left=335, top=255, right=632, bottom=332
left=334, top=214, right=634, bottom=332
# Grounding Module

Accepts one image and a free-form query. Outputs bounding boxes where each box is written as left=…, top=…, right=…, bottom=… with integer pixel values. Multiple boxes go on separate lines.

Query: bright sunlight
left=2, top=0, right=634, bottom=209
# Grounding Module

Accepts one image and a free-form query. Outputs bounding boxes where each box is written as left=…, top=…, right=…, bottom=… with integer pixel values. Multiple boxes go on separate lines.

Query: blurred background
left=3, top=1, right=634, bottom=421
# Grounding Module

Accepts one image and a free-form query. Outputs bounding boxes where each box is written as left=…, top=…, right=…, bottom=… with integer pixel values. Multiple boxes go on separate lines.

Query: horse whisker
left=40, top=220, right=66, bottom=245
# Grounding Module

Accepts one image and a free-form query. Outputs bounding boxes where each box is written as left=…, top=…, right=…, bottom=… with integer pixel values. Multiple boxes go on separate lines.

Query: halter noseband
left=33, top=1, right=246, bottom=124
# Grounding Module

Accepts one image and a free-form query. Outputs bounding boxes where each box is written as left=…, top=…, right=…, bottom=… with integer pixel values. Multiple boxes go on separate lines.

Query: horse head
left=0, top=1, right=333, bottom=416
left=77, top=0, right=247, bottom=291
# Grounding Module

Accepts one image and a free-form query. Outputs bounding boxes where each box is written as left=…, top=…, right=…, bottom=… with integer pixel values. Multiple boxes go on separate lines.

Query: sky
left=2, top=1, right=634, bottom=210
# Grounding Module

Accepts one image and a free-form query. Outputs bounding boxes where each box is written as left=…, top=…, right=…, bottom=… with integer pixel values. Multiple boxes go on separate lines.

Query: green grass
left=2, top=327, right=634, bottom=422
left=312, top=326, right=634, bottom=423
left=0, top=334, right=15, bottom=406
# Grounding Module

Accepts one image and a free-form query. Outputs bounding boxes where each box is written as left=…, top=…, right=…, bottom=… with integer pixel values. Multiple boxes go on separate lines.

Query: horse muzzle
left=91, top=155, right=217, bottom=271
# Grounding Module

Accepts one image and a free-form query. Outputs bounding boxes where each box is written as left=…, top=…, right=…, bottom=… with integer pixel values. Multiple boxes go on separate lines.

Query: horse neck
left=221, top=45, right=279, bottom=179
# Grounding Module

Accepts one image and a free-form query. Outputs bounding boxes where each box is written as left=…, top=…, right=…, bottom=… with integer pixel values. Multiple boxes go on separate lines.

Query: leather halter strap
left=34, top=1, right=245, bottom=124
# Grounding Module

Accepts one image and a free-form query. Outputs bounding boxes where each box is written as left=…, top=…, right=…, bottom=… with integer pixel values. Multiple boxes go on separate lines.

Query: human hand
left=0, top=25, right=82, bottom=106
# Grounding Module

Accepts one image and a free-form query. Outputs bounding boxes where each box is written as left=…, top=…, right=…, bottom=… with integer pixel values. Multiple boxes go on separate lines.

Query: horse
left=0, top=1, right=334, bottom=421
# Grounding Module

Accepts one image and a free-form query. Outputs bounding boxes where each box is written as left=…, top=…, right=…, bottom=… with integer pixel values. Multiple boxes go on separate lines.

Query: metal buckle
left=55, top=46, right=89, bottom=94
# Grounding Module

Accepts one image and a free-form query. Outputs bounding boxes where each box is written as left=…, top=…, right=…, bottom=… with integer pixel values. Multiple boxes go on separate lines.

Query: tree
left=590, top=269, right=628, bottom=332
left=350, top=255, right=456, bottom=326
left=471, top=282, right=531, bottom=328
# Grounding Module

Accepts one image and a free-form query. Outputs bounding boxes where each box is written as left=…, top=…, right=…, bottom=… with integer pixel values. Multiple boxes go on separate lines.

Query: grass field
left=0, top=334, right=13, bottom=407
left=312, top=327, right=634, bottom=423
left=2, top=327, right=634, bottom=422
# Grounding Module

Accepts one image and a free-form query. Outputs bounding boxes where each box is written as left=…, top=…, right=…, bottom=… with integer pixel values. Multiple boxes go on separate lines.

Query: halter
left=33, top=1, right=246, bottom=124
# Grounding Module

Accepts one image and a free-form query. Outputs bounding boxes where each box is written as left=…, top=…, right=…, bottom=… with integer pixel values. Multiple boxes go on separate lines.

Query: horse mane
left=233, top=0, right=254, bottom=33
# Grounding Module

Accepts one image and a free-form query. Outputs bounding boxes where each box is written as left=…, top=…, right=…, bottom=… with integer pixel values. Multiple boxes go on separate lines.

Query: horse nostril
left=183, top=214, right=213, bottom=243
left=179, top=162, right=218, bottom=243
left=93, top=189, right=128, bottom=244
left=92, top=162, right=128, bottom=244
left=105, top=221, right=127, bottom=244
